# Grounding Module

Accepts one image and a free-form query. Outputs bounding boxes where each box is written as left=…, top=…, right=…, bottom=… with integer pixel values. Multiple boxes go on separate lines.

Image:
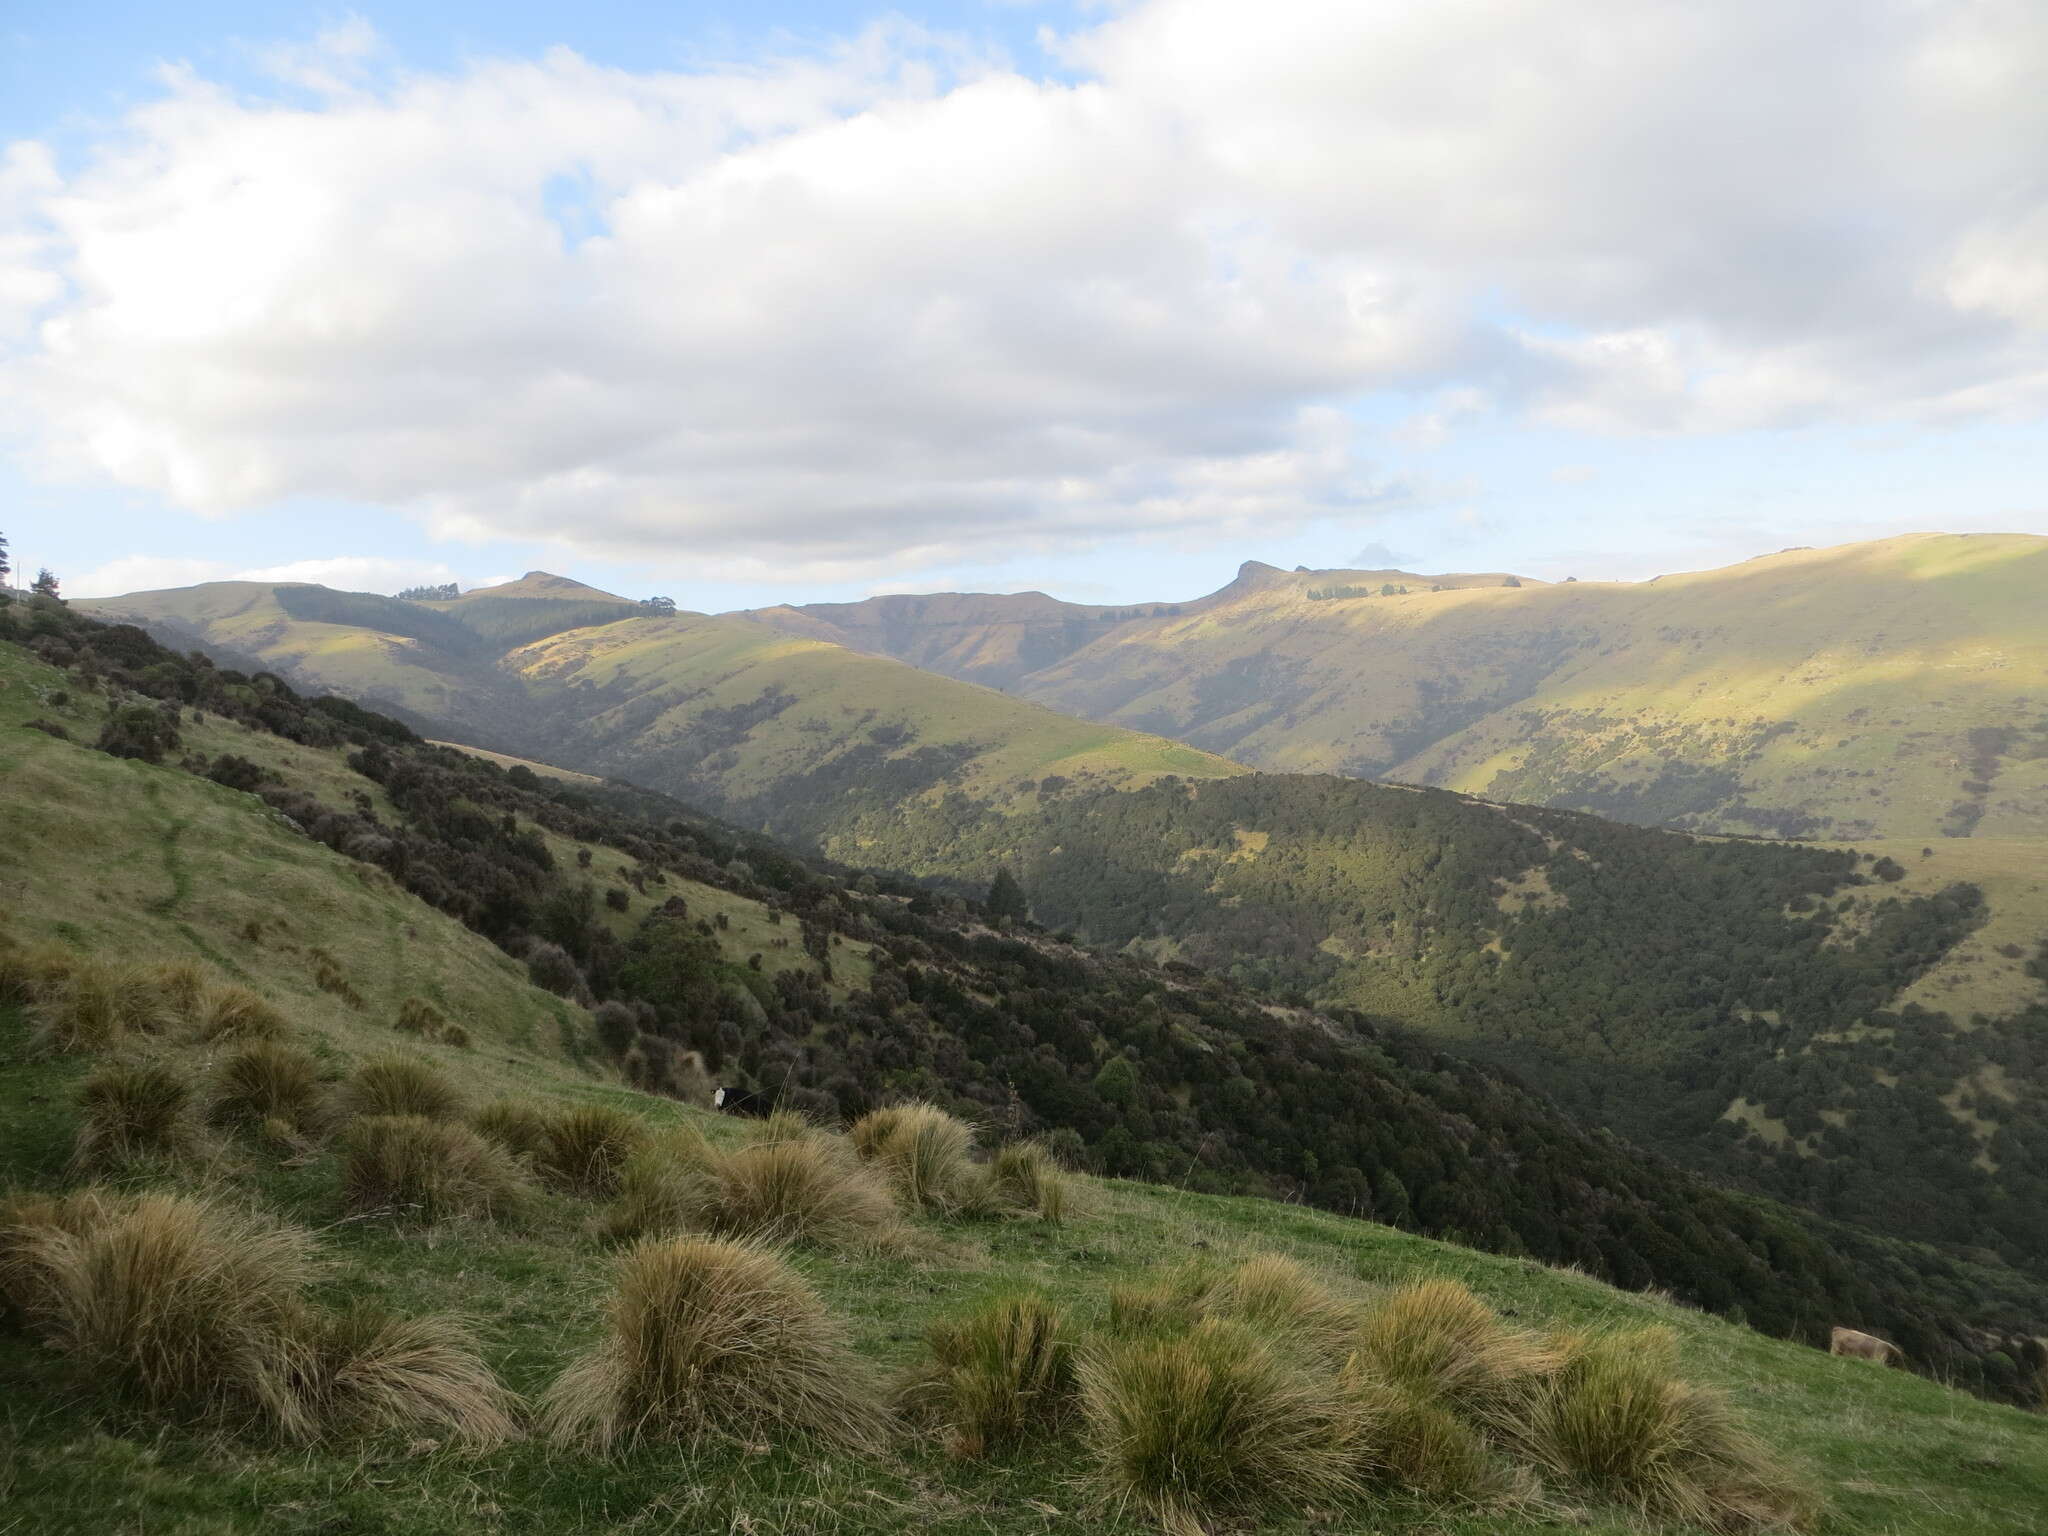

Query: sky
left=2, top=0, right=2045, bottom=610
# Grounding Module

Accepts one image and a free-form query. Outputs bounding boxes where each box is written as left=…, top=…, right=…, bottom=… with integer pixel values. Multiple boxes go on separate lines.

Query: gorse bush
left=209, top=1041, right=324, bottom=1134
left=539, top=1235, right=882, bottom=1452
left=535, top=1104, right=647, bottom=1196
left=901, top=1292, right=1077, bottom=1457
left=1079, top=1317, right=1362, bottom=1535
left=72, top=1059, right=195, bottom=1171
left=344, top=1055, right=465, bottom=1122
left=340, top=1115, right=530, bottom=1224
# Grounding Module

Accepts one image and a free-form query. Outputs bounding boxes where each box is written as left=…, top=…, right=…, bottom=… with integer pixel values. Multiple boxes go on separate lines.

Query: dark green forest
left=7, top=594, right=2048, bottom=1407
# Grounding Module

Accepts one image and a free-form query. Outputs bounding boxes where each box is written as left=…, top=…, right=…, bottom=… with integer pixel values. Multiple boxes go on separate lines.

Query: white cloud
left=69, top=553, right=465, bottom=599
left=6, top=1, right=2048, bottom=579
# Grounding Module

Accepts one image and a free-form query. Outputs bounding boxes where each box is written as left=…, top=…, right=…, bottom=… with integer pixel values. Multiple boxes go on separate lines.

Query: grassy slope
left=0, top=688, right=2041, bottom=1532
left=505, top=613, right=1241, bottom=845
left=1021, top=533, right=2048, bottom=844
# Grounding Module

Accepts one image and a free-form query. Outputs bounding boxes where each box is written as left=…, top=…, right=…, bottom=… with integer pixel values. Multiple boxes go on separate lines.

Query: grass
left=208, top=1040, right=325, bottom=1133
left=339, top=1115, right=532, bottom=1225
left=532, top=1104, right=646, bottom=1196
left=671, top=1129, right=902, bottom=1251
left=853, top=1101, right=977, bottom=1213
left=344, top=1055, right=467, bottom=1121
left=900, top=1291, right=1078, bottom=1457
left=537, top=1235, right=884, bottom=1453
left=71, top=1059, right=196, bottom=1171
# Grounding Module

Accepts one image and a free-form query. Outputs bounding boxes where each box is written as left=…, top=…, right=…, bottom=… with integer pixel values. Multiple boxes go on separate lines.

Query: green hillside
left=7, top=598, right=2046, bottom=1404
left=503, top=611, right=1242, bottom=850
left=747, top=534, right=2048, bottom=845
left=2, top=606, right=2044, bottom=1534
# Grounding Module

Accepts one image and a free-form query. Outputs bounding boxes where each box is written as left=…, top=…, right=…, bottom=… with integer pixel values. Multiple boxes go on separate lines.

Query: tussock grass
left=989, top=1140, right=1071, bottom=1223
left=852, top=1101, right=976, bottom=1212
left=1347, top=1375, right=1512, bottom=1502
left=191, top=984, right=291, bottom=1043
left=471, top=1098, right=555, bottom=1162
left=1078, top=1317, right=1361, bottom=1534
left=31, top=959, right=175, bottom=1052
left=340, top=1115, right=530, bottom=1224
left=538, top=1235, right=883, bottom=1452
left=295, top=1302, right=520, bottom=1450
left=208, top=1041, right=324, bottom=1134
left=1350, top=1276, right=1559, bottom=1423
left=681, top=1131, right=901, bottom=1250
left=72, top=1059, right=196, bottom=1171
left=0, top=1187, right=123, bottom=1320
left=599, top=1125, right=714, bottom=1243
left=343, top=1055, right=465, bottom=1122
left=0, top=939, right=78, bottom=1006
left=1, top=1190, right=319, bottom=1436
left=142, top=960, right=211, bottom=1021
left=394, top=996, right=448, bottom=1036
left=534, top=1103, right=647, bottom=1196
left=1106, top=1268, right=1219, bottom=1338
left=900, top=1292, right=1077, bottom=1457
left=1527, top=1327, right=1816, bottom=1531
left=1217, top=1253, right=1361, bottom=1365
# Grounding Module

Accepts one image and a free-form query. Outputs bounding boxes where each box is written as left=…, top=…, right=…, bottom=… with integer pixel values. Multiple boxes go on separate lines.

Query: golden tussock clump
left=208, top=1040, right=325, bottom=1134
left=30, top=959, right=176, bottom=1052
left=533, top=1104, right=648, bottom=1196
left=898, top=1291, right=1078, bottom=1457
left=190, top=984, right=292, bottom=1043
left=71, top=1059, right=198, bottom=1171
left=343, top=1055, right=465, bottom=1122
left=538, top=1235, right=883, bottom=1453
left=339, top=1115, right=531, bottom=1224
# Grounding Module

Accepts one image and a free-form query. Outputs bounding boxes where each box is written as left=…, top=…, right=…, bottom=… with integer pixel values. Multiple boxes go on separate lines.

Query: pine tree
left=31, top=567, right=60, bottom=601
left=985, top=865, right=1029, bottom=924
left=0, top=527, right=10, bottom=589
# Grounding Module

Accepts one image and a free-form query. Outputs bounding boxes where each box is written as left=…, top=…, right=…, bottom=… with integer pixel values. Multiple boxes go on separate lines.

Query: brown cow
left=1830, top=1326, right=1904, bottom=1364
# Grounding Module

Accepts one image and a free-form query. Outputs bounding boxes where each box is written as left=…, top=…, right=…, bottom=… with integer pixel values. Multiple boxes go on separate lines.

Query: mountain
left=738, top=533, right=2048, bottom=844
left=83, top=576, right=1240, bottom=833
left=6, top=595, right=2048, bottom=1423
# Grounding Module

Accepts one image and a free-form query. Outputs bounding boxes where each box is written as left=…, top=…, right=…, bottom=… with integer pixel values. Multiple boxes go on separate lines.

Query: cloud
left=6, top=1, right=2048, bottom=580
left=1345, top=541, right=1416, bottom=569
left=69, top=553, right=465, bottom=599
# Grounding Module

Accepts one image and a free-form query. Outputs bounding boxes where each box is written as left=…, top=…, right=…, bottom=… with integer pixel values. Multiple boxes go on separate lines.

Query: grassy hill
left=1, top=610, right=2043, bottom=1533
left=503, top=612, right=1240, bottom=853
left=7, top=598, right=2047, bottom=1397
left=744, top=534, right=2048, bottom=845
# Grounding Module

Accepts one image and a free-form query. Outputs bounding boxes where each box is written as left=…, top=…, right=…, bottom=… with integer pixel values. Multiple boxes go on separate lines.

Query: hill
left=740, top=533, right=2048, bottom=844
left=5, top=596, right=2046, bottom=1405
left=1, top=603, right=2043, bottom=1533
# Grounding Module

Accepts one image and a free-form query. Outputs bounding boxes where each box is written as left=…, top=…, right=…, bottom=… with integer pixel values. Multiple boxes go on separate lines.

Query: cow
left=713, top=1086, right=773, bottom=1117
left=1829, top=1327, right=1904, bottom=1364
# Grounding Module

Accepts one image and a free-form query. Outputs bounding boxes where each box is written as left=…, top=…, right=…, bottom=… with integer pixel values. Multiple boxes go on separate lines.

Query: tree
left=0, top=527, right=10, bottom=591
left=641, top=595, right=677, bottom=616
left=986, top=865, right=1029, bottom=924
left=31, top=567, right=60, bottom=601
left=1501, top=575, right=1522, bottom=588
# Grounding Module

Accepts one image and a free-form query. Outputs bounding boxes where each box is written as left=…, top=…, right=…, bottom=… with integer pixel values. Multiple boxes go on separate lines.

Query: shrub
left=535, top=1104, right=648, bottom=1196
left=192, top=984, right=290, bottom=1042
left=1350, top=1277, right=1557, bottom=1426
left=592, top=1000, right=638, bottom=1056
left=1526, top=1327, right=1815, bottom=1531
left=525, top=941, right=583, bottom=998
left=900, top=1292, right=1077, bottom=1456
left=1078, top=1318, right=1361, bottom=1532
left=600, top=1126, right=714, bottom=1243
left=680, top=1133, right=900, bottom=1250
left=293, top=1302, right=519, bottom=1449
left=989, top=1140, right=1071, bottom=1224
left=32, top=960, right=174, bottom=1051
left=340, top=1115, right=530, bottom=1224
left=472, top=1099, right=555, bottom=1162
left=851, top=1101, right=976, bottom=1212
left=209, top=1041, right=324, bottom=1133
left=73, top=1060, right=195, bottom=1170
left=539, top=1236, right=882, bottom=1451
left=2, top=1191, right=318, bottom=1435
left=344, top=1056, right=465, bottom=1122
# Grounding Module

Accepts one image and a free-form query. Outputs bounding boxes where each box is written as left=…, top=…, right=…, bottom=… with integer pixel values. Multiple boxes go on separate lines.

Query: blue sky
left=3, top=1, right=2044, bottom=609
